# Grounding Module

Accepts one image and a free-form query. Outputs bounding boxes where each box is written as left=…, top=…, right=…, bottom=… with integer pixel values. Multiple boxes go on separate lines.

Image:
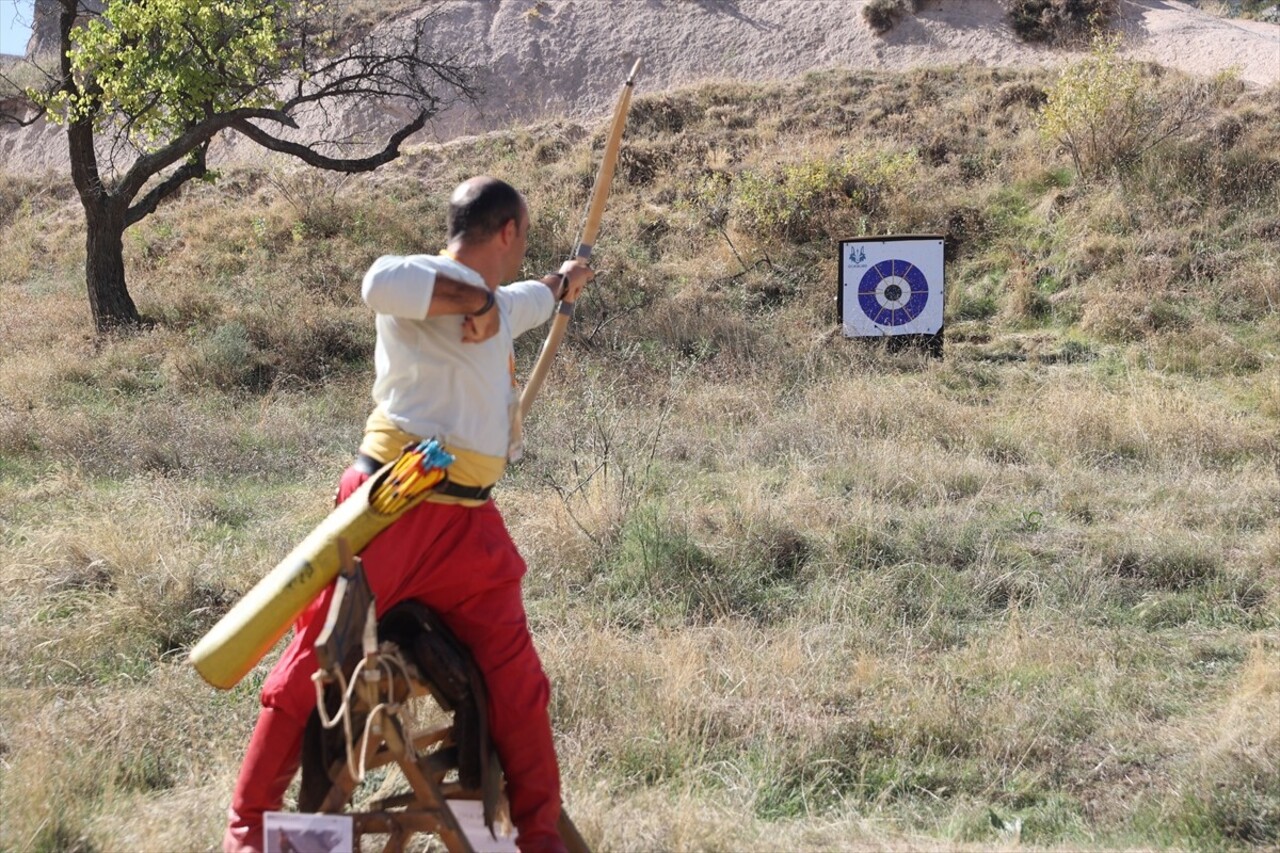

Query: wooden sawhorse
left=294, top=542, right=589, bottom=853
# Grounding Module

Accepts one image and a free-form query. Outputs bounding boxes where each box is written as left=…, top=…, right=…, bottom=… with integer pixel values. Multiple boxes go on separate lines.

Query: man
left=223, top=176, right=593, bottom=853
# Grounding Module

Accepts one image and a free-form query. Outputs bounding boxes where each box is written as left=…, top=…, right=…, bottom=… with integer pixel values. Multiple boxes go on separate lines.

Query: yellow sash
left=359, top=407, right=506, bottom=507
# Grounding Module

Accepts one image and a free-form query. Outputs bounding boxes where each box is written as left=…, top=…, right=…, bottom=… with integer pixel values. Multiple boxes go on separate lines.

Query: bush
left=177, top=321, right=263, bottom=392
left=863, top=0, right=926, bottom=34
left=733, top=159, right=852, bottom=243
left=730, top=149, right=917, bottom=243
left=863, top=0, right=907, bottom=34
left=1007, top=0, right=1117, bottom=44
left=1038, top=36, right=1220, bottom=181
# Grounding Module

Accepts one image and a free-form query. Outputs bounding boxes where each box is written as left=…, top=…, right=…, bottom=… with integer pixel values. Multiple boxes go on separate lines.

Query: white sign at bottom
left=264, top=812, right=352, bottom=853
left=262, top=804, right=517, bottom=853
left=450, top=799, right=519, bottom=853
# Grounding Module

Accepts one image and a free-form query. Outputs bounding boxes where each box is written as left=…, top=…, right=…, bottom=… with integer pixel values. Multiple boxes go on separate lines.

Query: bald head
left=447, top=176, right=526, bottom=244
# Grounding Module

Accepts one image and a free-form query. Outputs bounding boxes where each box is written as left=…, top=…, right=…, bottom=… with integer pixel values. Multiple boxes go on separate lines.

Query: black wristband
left=550, top=272, right=568, bottom=301
left=473, top=289, right=496, bottom=316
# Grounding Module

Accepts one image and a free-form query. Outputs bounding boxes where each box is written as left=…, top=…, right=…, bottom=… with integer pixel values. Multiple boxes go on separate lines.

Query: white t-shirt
left=362, top=254, right=555, bottom=458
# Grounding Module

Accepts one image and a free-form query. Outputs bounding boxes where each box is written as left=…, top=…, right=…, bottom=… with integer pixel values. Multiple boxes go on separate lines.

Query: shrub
left=1007, top=0, right=1117, bottom=44
left=863, top=0, right=907, bottom=33
left=180, top=321, right=262, bottom=392
left=863, top=0, right=926, bottom=34
left=1038, top=36, right=1220, bottom=181
left=733, top=159, right=852, bottom=243
left=266, top=169, right=358, bottom=239
left=730, top=149, right=917, bottom=243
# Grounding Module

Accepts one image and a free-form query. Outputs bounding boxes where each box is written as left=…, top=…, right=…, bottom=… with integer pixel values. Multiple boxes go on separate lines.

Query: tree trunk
left=83, top=200, right=140, bottom=334
left=58, top=0, right=139, bottom=335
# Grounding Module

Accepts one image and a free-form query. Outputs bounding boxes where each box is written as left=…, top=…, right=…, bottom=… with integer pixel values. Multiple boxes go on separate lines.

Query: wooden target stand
left=294, top=540, right=590, bottom=853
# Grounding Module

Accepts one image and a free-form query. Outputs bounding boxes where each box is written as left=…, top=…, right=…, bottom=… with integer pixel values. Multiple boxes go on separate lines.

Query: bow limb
left=520, top=58, right=642, bottom=419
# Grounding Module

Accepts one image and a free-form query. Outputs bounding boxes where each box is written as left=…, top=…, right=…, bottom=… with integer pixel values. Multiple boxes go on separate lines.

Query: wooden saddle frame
left=294, top=541, right=589, bottom=853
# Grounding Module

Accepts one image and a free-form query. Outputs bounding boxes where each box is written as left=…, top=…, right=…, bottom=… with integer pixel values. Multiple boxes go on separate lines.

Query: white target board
left=839, top=236, right=944, bottom=338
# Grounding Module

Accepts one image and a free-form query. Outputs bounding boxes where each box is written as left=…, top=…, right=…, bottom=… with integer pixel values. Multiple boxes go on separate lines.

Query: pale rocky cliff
left=4, top=0, right=1278, bottom=176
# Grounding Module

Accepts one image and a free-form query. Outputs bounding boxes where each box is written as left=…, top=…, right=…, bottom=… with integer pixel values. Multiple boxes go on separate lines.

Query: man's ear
left=500, top=217, right=517, bottom=246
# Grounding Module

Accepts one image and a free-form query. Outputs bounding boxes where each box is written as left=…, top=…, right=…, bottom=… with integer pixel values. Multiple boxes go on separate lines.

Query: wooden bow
left=519, top=59, right=642, bottom=419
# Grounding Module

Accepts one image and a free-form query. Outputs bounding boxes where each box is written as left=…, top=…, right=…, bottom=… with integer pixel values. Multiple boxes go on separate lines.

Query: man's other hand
left=559, top=259, right=594, bottom=302
left=545, top=259, right=594, bottom=303
left=462, top=291, right=501, bottom=343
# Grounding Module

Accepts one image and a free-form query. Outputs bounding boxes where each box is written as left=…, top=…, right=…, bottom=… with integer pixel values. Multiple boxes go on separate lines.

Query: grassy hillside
left=1, top=60, right=1278, bottom=851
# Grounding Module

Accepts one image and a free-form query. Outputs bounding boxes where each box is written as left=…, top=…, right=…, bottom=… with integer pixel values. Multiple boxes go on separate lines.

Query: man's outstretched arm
left=362, top=254, right=493, bottom=319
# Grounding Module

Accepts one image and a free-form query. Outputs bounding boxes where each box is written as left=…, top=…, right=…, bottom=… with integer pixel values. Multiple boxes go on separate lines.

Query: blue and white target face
left=841, top=238, right=944, bottom=337
left=858, top=260, right=929, bottom=327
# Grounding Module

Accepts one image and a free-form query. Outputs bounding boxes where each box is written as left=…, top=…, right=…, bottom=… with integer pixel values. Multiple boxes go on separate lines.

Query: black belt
left=353, top=453, right=493, bottom=501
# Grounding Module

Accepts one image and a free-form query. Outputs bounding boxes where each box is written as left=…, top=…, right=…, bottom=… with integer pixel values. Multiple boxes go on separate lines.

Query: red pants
left=258, top=465, right=563, bottom=850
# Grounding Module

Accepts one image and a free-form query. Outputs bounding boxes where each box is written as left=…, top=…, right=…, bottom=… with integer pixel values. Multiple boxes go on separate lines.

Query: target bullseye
left=858, top=259, right=929, bottom=327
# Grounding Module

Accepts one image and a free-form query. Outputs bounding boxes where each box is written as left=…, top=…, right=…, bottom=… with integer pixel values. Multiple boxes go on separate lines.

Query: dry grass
left=1, top=64, right=1279, bottom=851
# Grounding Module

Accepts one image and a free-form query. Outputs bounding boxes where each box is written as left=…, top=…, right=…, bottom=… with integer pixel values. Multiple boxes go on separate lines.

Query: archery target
left=840, top=237, right=944, bottom=337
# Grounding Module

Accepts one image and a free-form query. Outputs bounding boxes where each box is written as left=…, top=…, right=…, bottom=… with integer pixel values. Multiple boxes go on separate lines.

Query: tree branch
left=115, top=107, right=297, bottom=201
left=0, top=54, right=60, bottom=128
left=229, top=110, right=427, bottom=173
left=280, top=18, right=477, bottom=117
left=0, top=94, right=46, bottom=128
left=125, top=141, right=209, bottom=226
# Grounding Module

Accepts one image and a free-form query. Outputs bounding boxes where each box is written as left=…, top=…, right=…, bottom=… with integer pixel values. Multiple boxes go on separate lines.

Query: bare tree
left=1, top=0, right=476, bottom=333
